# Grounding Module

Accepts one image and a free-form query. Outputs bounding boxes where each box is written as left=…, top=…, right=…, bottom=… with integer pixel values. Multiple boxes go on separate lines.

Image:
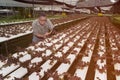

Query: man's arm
left=47, top=19, right=54, bottom=30
left=45, top=19, right=55, bottom=36
left=35, top=33, right=46, bottom=39
left=32, top=21, right=46, bottom=39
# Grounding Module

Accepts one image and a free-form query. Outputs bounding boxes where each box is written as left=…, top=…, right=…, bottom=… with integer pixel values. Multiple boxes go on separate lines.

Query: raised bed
left=0, top=16, right=88, bottom=55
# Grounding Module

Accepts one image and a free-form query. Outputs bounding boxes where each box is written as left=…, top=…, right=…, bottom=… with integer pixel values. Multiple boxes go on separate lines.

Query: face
left=39, top=16, right=47, bottom=25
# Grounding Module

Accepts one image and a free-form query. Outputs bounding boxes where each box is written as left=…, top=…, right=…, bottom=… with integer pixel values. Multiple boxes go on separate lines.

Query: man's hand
left=44, top=30, right=53, bottom=37
left=35, top=30, right=53, bottom=39
left=44, top=32, right=50, bottom=37
left=35, top=33, right=45, bottom=39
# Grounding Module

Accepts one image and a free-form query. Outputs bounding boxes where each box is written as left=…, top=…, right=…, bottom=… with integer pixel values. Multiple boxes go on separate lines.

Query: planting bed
left=0, top=14, right=85, bottom=43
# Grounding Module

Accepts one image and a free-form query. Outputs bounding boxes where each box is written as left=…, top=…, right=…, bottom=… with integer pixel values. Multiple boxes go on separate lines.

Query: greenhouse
left=0, top=0, right=120, bottom=80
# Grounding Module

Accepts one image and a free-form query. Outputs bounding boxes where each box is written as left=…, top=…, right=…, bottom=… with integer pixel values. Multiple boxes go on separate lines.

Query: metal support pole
left=32, top=0, right=35, bottom=18
left=4, top=42, right=8, bottom=55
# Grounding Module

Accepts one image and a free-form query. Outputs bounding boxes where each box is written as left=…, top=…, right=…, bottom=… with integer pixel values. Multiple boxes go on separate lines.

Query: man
left=32, top=13, right=54, bottom=43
